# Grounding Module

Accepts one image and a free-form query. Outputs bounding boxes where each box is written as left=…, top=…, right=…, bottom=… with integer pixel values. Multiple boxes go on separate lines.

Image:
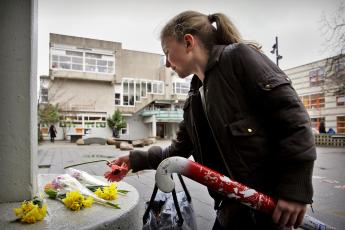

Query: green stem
left=117, top=189, right=130, bottom=194
left=64, top=159, right=110, bottom=169
left=94, top=200, right=120, bottom=209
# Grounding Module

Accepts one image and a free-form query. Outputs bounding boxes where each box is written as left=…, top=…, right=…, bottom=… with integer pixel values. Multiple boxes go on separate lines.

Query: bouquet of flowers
left=13, top=196, right=47, bottom=224
left=66, top=168, right=108, bottom=186
left=63, top=159, right=129, bottom=182
left=44, top=174, right=120, bottom=209
left=66, top=168, right=129, bottom=199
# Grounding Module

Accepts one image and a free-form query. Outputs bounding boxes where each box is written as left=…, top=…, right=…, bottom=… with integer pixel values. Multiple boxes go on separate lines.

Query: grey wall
left=122, top=114, right=150, bottom=140
left=0, top=0, right=38, bottom=202
left=48, top=78, right=114, bottom=115
left=119, top=50, right=164, bottom=81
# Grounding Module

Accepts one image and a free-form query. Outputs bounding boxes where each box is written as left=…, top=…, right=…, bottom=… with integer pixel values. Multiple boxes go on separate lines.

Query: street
left=307, top=147, right=345, bottom=229
left=38, top=141, right=345, bottom=229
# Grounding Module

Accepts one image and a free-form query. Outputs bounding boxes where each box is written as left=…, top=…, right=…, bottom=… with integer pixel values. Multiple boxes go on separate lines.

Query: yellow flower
left=13, top=200, right=47, bottom=224
left=94, top=183, right=118, bottom=200
left=82, top=196, right=94, bottom=208
left=62, top=191, right=93, bottom=211
left=14, top=207, right=23, bottom=216
left=22, top=201, right=35, bottom=213
left=70, top=202, right=81, bottom=211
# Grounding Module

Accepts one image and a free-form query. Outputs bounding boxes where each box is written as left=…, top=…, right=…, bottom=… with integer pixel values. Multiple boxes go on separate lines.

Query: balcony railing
left=140, top=109, right=183, bottom=121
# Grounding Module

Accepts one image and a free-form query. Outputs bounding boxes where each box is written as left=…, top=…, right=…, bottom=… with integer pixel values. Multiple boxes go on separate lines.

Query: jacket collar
left=189, top=45, right=226, bottom=92
left=205, top=45, right=227, bottom=72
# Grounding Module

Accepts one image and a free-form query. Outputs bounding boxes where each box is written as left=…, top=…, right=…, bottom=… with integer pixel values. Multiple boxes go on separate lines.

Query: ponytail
left=208, top=13, right=242, bottom=45
left=161, top=11, right=261, bottom=51
left=209, top=13, right=261, bottom=50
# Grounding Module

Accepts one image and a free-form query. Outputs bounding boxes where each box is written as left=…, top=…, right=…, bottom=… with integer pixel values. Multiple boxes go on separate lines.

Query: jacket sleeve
left=224, top=43, right=316, bottom=203
left=129, top=120, right=194, bottom=172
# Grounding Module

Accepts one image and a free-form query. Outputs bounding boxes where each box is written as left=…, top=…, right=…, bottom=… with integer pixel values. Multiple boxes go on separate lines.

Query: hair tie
left=208, top=14, right=215, bottom=22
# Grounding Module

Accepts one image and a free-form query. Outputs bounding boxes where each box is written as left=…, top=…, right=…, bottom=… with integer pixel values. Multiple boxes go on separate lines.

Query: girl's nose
left=165, top=59, right=171, bottom=68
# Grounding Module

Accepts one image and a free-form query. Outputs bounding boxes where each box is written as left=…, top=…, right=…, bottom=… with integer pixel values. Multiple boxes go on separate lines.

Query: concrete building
left=39, top=34, right=189, bottom=141
left=285, top=55, right=345, bottom=134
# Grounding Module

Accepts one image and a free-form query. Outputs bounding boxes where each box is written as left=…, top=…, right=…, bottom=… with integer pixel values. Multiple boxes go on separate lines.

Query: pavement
left=38, top=140, right=345, bottom=230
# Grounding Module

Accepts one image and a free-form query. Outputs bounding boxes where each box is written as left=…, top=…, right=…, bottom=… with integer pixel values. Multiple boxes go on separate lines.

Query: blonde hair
left=160, top=11, right=260, bottom=51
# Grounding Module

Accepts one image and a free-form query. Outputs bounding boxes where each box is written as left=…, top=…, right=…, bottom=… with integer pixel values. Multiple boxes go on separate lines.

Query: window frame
left=50, top=46, right=115, bottom=75
left=300, top=93, right=325, bottom=109
left=309, top=67, right=325, bottom=87
left=336, top=116, right=345, bottom=133
left=40, top=87, right=48, bottom=103
left=336, top=95, right=345, bottom=106
left=121, top=78, right=165, bottom=107
left=115, top=93, right=121, bottom=105
left=172, top=81, right=190, bottom=95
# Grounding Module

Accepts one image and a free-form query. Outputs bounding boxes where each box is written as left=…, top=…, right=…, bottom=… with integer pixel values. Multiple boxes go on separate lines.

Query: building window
left=337, top=116, right=345, bottom=133
left=309, top=68, right=325, bottom=86
left=300, top=93, right=325, bottom=109
left=121, top=78, right=164, bottom=106
left=115, top=93, right=121, bottom=105
left=135, top=82, right=141, bottom=102
left=336, top=95, right=345, bottom=106
left=147, top=82, right=152, bottom=93
left=51, top=47, right=115, bottom=74
left=122, top=79, right=135, bottom=106
left=172, top=82, right=190, bottom=95
left=59, top=113, right=106, bottom=129
left=141, top=81, right=147, bottom=97
left=334, top=62, right=345, bottom=73
left=40, top=87, right=48, bottom=103
left=151, top=81, right=164, bottom=94
left=120, top=124, right=129, bottom=135
left=129, top=81, right=135, bottom=106
left=85, top=52, right=114, bottom=74
left=51, top=49, right=83, bottom=71
left=123, top=81, right=129, bottom=106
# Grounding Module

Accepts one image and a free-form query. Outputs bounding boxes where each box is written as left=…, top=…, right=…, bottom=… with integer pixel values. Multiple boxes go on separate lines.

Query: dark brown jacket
left=131, top=43, right=316, bottom=205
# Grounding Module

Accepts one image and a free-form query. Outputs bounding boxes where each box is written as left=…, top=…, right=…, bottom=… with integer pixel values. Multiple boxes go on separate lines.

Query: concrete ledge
left=0, top=174, right=140, bottom=230
left=83, top=137, right=107, bottom=145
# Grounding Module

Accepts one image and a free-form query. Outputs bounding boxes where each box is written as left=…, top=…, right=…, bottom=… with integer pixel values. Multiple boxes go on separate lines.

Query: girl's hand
left=272, top=199, right=307, bottom=228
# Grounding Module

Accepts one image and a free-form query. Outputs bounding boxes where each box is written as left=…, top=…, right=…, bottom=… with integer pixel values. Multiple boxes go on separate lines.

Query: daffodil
left=62, top=191, right=94, bottom=211
left=83, top=196, right=94, bottom=208
left=94, top=183, right=118, bottom=200
left=13, top=197, right=47, bottom=224
left=45, top=173, right=123, bottom=209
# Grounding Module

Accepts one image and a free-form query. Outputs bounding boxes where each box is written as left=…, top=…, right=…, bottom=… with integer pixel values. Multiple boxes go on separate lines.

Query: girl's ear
left=183, top=34, right=194, bottom=49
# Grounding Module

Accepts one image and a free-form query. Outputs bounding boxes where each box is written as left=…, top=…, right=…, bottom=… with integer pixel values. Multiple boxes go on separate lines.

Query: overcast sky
left=38, top=0, right=343, bottom=76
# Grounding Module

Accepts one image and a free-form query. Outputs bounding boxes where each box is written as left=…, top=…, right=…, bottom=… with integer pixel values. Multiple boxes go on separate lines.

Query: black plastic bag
left=142, top=175, right=197, bottom=230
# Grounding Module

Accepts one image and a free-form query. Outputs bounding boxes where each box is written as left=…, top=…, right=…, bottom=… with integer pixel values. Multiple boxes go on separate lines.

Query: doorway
left=156, top=123, right=165, bottom=139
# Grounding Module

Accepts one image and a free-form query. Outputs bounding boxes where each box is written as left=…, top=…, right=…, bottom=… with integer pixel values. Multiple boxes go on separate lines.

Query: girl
left=110, top=11, right=316, bottom=229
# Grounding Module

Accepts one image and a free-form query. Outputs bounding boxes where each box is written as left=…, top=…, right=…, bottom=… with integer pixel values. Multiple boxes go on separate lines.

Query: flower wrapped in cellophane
left=66, top=168, right=129, bottom=200
left=66, top=168, right=108, bottom=186
left=44, top=174, right=119, bottom=209
left=13, top=196, right=47, bottom=224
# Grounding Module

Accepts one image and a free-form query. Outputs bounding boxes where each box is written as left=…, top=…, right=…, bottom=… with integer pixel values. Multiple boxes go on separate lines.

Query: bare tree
left=320, top=3, right=345, bottom=96
left=39, top=77, right=77, bottom=140
left=320, top=3, right=345, bottom=55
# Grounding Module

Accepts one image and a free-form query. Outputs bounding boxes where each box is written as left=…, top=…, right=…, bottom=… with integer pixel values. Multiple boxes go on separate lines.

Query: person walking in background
left=49, top=124, right=57, bottom=142
left=319, top=120, right=326, bottom=134
left=108, top=11, right=316, bottom=229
